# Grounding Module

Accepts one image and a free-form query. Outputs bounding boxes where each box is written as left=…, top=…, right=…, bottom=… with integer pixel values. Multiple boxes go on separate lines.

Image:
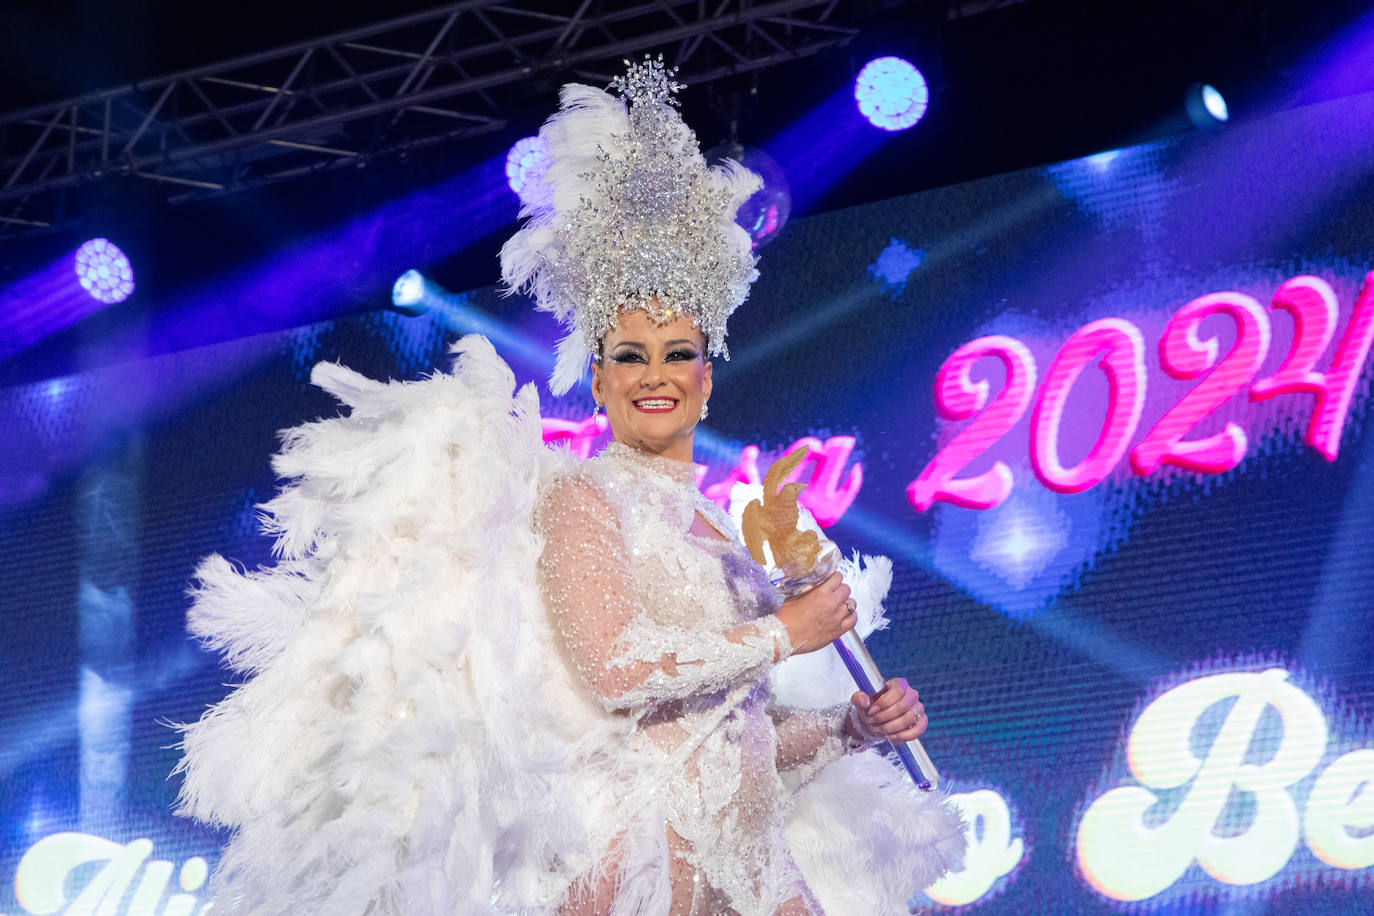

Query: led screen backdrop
left=2, top=90, right=1373, bottom=914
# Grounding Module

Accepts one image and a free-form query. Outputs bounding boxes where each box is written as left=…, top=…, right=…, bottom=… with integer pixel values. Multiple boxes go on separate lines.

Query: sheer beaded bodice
left=176, top=341, right=966, bottom=916
left=536, top=441, right=850, bottom=915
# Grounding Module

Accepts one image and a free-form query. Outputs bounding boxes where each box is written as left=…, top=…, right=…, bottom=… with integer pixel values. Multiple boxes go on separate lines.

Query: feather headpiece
left=500, top=56, right=762, bottom=394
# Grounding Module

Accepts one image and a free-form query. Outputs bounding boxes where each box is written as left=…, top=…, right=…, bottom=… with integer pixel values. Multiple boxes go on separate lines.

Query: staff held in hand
left=743, top=446, right=940, bottom=791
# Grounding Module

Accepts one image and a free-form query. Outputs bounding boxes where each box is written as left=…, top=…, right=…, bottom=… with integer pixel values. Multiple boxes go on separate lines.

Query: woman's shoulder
left=537, top=456, right=619, bottom=528
left=542, top=452, right=614, bottom=496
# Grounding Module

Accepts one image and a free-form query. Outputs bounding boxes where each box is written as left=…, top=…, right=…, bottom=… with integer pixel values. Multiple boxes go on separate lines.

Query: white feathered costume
left=175, top=336, right=965, bottom=915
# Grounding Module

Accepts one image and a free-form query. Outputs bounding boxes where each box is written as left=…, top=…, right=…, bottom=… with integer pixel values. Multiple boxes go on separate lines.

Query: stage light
left=854, top=57, right=929, bottom=131
left=388, top=268, right=551, bottom=369
left=1085, top=150, right=1121, bottom=170
left=390, top=269, right=430, bottom=316
left=704, top=141, right=791, bottom=248
left=1202, top=85, right=1229, bottom=121
left=506, top=136, right=549, bottom=202
left=392, top=269, right=426, bottom=308
left=73, top=239, right=135, bottom=304
left=1186, top=83, right=1229, bottom=127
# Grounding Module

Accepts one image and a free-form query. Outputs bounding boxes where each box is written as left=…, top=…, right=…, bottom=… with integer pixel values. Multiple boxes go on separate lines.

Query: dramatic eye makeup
left=606, top=342, right=701, bottom=364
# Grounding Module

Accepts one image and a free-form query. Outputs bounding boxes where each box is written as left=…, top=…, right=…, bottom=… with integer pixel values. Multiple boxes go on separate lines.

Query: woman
left=176, top=57, right=965, bottom=915
left=539, top=307, right=933, bottom=914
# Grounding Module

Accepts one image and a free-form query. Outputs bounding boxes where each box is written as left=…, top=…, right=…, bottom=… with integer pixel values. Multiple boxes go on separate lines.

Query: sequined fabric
left=537, top=442, right=854, bottom=915
left=175, top=338, right=967, bottom=916
left=500, top=57, right=761, bottom=394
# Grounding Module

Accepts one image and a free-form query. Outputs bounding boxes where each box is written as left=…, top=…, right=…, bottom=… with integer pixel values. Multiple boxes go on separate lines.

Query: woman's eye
left=611, top=351, right=647, bottom=364
left=666, top=349, right=699, bottom=361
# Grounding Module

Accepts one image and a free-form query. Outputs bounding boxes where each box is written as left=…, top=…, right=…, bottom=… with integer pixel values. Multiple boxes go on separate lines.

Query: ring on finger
left=844, top=598, right=858, bottom=612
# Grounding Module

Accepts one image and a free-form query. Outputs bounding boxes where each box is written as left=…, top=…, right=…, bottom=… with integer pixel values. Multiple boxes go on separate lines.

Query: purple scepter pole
left=775, top=544, right=940, bottom=792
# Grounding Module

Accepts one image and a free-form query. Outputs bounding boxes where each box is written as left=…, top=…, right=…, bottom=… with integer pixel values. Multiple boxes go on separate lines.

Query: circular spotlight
left=854, top=57, right=929, bottom=131
left=73, top=238, right=135, bottom=304
left=704, top=141, right=791, bottom=248
left=1186, top=82, right=1229, bottom=127
left=1202, top=85, right=1229, bottom=121
left=391, top=269, right=430, bottom=316
left=506, top=136, right=550, bottom=202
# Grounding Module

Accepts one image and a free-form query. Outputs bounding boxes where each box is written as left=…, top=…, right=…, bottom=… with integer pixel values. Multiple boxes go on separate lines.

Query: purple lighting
left=704, top=141, right=791, bottom=248
left=506, top=136, right=549, bottom=202
left=146, top=155, right=512, bottom=362
left=854, top=57, right=929, bottom=131
left=73, top=239, right=135, bottom=304
left=0, top=242, right=136, bottom=364
left=763, top=86, right=892, bottom=217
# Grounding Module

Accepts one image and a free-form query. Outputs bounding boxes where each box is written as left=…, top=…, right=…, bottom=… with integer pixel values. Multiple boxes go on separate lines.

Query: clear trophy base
left=775, top=539, right=939, bottom=792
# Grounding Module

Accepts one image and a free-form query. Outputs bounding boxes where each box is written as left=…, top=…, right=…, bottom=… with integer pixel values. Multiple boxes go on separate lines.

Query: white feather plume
left=787, top=753, right=968, bottom=915
left=499, top=61, right=762, bottom=395
left=175, top=336, right=630, bottom=914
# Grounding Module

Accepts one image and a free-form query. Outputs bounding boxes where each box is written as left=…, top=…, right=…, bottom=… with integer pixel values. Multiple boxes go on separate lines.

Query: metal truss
left=0, top=0, right=855, bottom=236
left=944, top=0, right=1032, bottom=20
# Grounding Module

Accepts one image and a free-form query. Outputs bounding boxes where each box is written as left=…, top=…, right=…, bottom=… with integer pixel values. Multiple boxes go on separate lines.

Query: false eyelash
left=610, top=349, right=699, bottom=364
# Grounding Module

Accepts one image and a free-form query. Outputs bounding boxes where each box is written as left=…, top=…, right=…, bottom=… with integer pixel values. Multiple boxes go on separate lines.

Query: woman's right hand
left=775, top=573, right=856, bottom=655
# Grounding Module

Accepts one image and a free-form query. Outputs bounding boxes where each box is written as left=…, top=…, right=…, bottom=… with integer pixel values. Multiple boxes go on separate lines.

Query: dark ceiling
left=7, top=1, right=1368, bottom=177
left=2, top=0, right=1372, bottom=385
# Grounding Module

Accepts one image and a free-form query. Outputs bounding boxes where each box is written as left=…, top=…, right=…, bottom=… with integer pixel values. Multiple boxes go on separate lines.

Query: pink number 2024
left=908, top=273, right=1374, bottom=512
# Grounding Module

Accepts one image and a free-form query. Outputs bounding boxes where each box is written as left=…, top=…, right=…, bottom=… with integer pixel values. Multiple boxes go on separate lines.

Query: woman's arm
left=770, top=704, right=859, bottom=776
left=537, top=473, right=790, bottom=711
left=771, top=679, right=929, bottom=776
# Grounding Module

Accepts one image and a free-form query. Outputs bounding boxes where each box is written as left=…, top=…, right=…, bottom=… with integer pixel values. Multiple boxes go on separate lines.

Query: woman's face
left=592, top=307, right=712, bottom=462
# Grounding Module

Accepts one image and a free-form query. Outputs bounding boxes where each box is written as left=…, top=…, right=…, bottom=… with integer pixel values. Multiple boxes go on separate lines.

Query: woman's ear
left=590, top=360, right=604, bottom=407
left=703, top=358, right=713, bottom=403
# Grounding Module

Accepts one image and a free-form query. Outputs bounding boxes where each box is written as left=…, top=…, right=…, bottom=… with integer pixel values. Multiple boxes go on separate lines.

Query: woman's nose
left=640, top=360, right=667, bottom=386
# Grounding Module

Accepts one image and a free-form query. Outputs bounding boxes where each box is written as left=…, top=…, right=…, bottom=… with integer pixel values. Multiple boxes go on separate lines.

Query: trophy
left=740, top=446, right=940, bottom=791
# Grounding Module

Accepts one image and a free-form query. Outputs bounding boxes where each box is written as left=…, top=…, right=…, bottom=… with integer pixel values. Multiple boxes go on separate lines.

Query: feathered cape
left=175, top=335, right=965, bottom=915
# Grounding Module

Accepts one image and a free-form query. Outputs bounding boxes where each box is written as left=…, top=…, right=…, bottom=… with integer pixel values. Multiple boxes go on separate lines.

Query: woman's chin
left=614, top=421, right=695, bottom=454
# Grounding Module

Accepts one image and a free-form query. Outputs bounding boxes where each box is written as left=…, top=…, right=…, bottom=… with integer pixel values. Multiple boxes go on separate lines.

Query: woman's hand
left=847, top=678, right=927, bottom=744
left=775, top=572, right=856, bottom=655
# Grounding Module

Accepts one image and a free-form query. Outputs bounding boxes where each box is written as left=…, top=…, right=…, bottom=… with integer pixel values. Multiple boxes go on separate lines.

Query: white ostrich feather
left=499, top=58, right=761, bottom=395
left=176, top=335, right=965, bottom=914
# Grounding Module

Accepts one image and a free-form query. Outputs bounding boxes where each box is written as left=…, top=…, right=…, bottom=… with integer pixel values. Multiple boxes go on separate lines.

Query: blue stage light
left=1202, top=85, right=1229, bottom=121
left=73, top=238, right=134, bottom=304
left=389, top=269, right=552, bottom=370
left=1186, top=83, right=1229, bottom=127
left=854, top=57, right=929, bottom=131
left=1085, top=150, right=1122, bottom=170
left=506, top=136, right=549, bottom=202
left=391, top=269, right=430, bottom=315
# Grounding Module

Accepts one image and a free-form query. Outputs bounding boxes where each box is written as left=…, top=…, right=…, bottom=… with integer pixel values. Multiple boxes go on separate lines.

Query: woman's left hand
left=848, top=678, right=927, bottom=743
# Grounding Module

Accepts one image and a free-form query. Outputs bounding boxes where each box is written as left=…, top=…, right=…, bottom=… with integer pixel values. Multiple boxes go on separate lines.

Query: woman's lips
left=633, top=398, right=679, bottom=413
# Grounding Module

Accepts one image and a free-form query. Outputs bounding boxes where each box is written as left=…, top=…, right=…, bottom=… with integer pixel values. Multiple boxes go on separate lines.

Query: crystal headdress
left=500, top=56, right=762, bottom=395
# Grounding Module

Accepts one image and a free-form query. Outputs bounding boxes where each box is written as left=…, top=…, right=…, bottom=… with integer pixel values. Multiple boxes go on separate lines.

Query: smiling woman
left=593, top=307, right=713, bottom=463
left=175, top=57, right=966, bottom=916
